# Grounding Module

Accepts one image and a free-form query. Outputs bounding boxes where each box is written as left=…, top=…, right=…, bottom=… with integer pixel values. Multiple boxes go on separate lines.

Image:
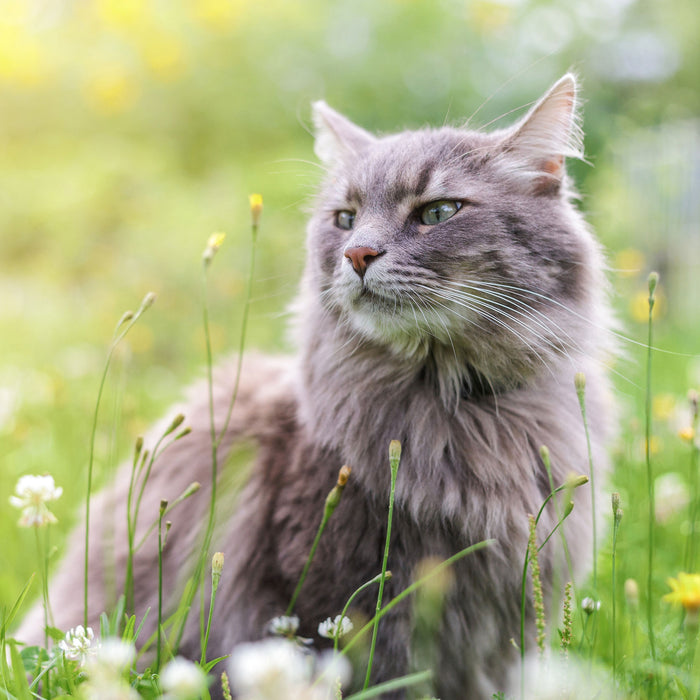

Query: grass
left=1, top=200, right=699, bottom=698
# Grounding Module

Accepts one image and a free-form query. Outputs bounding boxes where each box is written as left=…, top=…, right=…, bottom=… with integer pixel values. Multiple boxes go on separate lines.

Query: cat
left=19, top=74, right=614, bottom=699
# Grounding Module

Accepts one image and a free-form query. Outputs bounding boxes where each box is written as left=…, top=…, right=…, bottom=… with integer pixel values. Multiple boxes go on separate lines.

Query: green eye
left=335, top=210, right=355, bottom=230
left=419, top=200, right=462, bottom=225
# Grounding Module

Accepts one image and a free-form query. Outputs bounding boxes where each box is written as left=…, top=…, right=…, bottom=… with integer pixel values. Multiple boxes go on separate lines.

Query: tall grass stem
left=645, top=272, right=658, bottom=662
left=611, top=493, right=622, bottom=698
left=84, top=293, right=154, bottom=628
left=363, top=440, right=401, bottom=690
left=342, top=539, right=494, bottom=658
left=575, top=372, right=597, bottom=594
left=156, top=499, right=167, bottom=672
left=286, top=465, right=352, bottom=616
left=176, top=206, right=260, bottom=651
left=334, top=572, right=388, bottom=652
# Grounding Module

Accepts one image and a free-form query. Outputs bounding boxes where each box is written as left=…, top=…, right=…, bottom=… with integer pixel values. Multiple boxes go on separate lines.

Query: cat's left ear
left=312, top=101, right=376, bottom=166
left=498, top=74, right=583, bottom=195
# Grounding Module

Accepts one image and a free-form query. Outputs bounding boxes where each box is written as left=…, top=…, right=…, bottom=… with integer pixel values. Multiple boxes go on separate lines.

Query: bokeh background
left=1, top=0, right=699, bottom=610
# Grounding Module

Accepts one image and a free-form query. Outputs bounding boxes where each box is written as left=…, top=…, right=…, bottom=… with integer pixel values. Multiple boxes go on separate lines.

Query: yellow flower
left=249, top=194, right=263, bottom=227
left=629, top=287, right=664, bottom=323
left=469, top=1, right=513, bottom=33
left=652, top=393, right=675, bottom=421
left=679, top=426, right=696, bottom=442
left=95, top=0, right=149, bottom=29
left=207, top=232, right=226, bottom=250
left=664, top=573, right=700, bottom=614
left=84, top=63, right=138, bottom=115
left=140, top=35, right=186, bottom=82
left=614, top=248, right=646, bottom=278
left=189, top=0, right=243, bottom=31
left=0, top=26, right=47, bottom=87
left=202, top=232, right=226, bottom=265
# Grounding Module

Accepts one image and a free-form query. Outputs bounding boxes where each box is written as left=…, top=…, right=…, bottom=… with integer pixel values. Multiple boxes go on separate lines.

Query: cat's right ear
left=312, top=102, right=376, bottom=166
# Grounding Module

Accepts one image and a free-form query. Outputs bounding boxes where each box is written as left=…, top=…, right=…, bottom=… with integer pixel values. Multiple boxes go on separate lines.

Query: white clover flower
left=314, top=650, right=352, bottom=691
left=160, top=657, right=208, bottom=699
left=9, top=474, right=63, bottom=527
left=229, top=638, right=310, bottom=698
left=81, top=677, right=140, bottom=700
left=317, top=615, right=353, bottom=640
left=59, top=625, right=98, bottom=665
left=90, top=638, right=135, bottom=674
left=518, top=653, right=615, bottom=699
left=581, top=597, right=601, bottom=615
left=266, top=614, right=300, bottom=637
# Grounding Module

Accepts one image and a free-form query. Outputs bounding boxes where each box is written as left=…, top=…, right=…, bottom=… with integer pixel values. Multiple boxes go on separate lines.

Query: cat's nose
left=344, top=246, right=382, bottom=278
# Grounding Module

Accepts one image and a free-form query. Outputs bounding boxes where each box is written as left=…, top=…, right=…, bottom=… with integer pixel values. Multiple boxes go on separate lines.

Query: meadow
left=1, top=0, right=700, bottom=698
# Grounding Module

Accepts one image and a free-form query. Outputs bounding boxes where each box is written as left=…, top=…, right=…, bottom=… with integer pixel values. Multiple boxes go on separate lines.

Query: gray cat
left=19, top=74, right=614, bottom=698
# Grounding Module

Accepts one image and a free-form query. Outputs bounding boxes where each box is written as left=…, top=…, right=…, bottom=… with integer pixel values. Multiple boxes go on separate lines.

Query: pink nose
left=344, top=246, right=381, bottom=277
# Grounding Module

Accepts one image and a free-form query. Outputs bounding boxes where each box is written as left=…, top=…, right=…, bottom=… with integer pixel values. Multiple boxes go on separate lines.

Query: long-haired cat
left=19, top=74, right=613, bottom=699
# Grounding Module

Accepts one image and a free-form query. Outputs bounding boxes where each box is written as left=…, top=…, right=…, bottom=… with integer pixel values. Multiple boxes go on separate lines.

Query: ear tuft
left=498, top=73, right=583, bottom=194
left=312, top=101, right=375, bottom=166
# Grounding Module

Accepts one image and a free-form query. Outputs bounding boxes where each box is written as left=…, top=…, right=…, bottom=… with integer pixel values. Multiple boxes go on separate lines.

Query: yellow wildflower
left=207, top=232, right=226, bottom=250
left=95, top=0, right=149, bottom=29
left=189, top=0, right=243, bottom=31
left=629, top=287, right=664, bottom=323
left=84, top=63, right=138, bottom=115
left=679, top=426, right=695, bottom=442
left=203, top=232, right=226, bottom=265
left=652, top=393, right=675, bottom=421
left=141, top=35, right=186, bottom=82
left=614, top=248, right=646, bottom=278
left=249, top=194, right=263, bottom=227
left=663, top=572, right=700, bottom=614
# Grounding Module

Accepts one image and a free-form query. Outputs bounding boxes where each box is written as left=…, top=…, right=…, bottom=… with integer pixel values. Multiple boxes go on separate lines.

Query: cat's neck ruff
left=296, top=295, right=591, bottom=533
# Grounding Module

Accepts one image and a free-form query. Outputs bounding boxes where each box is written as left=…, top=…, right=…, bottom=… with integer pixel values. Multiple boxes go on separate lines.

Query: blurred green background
left=1, top=0, right=699, bottom=616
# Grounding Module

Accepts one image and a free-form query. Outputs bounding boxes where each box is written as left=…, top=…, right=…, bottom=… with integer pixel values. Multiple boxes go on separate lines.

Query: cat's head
left=304, top=75, right=606, bottom=392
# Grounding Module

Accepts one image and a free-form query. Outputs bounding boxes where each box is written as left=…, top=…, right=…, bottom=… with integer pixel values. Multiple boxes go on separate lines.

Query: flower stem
left=574, top=372, right=597, bottom=594
left=342, top=539, right=494, bottom=658
left=286, top=465, right=352, bottom=616
left=334, top=572, right=388, bottom=652
left=611, top=494, right=622, bottom=698
left=176, top=206, right=260, bottom=652
left=363, top=441, right=401, bottom=690
left=156, top=499, right=167, bottom=672
left=201, top=553, right=224, bottom=665
left=645, top=272, right=658, bottom=663
left=35, top=526, right=50, bottom=697
left=685, top=392, right=700, bottom=573
left=84, top=293, right=155, bottom=629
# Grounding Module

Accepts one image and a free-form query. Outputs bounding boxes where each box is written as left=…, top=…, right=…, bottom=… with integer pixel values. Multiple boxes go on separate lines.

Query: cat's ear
left=312, top=101, right=376, bottom=166
left=498, top=74, right=583, bottom=194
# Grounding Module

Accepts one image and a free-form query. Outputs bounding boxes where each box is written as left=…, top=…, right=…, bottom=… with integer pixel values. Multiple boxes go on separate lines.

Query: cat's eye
left=335, top=210, right=355, bottom=230
left=419, top=200, right=462, bottom=226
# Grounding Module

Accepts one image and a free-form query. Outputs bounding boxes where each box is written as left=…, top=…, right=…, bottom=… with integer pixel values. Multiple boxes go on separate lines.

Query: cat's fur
left=20, top=75, right=614, bottom=699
